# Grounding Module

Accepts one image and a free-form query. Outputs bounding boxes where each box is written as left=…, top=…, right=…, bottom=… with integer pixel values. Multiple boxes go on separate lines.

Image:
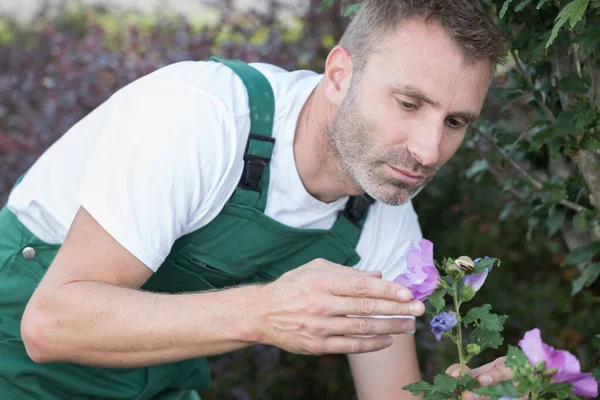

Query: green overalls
left=0, top=58, right=375, bottom=399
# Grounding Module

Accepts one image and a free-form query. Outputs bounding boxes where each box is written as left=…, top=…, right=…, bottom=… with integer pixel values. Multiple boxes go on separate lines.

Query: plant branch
left=453, top=281, right=466, bottom=376
left=588, top=52, right=597, bottom=104
left=473, top=126, right=589, bottom=214
left=473, top=145, right=529, bottom=201
left=511, top=49, right=557, bottom=123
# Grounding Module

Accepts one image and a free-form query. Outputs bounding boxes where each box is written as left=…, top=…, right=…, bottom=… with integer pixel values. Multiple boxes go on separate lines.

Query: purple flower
left=463, top=256, right=491, bottom=292
left=394, top=239, right=439, bottom=301
left=518, top=328, right=598, bottom=398
left=429, top=312, right=458, bottom=341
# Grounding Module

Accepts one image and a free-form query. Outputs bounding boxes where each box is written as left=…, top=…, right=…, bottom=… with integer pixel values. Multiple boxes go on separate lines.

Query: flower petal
left=569, top=373, right=598, bottom=398
left=548, top=349, right=581, bottom=383
left=518, top=328, right=549, bottom=366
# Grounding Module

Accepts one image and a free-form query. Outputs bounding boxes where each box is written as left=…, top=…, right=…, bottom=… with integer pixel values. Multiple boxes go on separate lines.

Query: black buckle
left=341, top=194, right=376, bottom=227
left=238, top=134, right=275, bottom=190
left=239, top=157, right=267, bottom=189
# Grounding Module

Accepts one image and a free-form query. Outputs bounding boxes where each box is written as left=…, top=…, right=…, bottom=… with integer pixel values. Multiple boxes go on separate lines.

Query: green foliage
left=561, top=241, right=600, bottom=266
left=546, top=0, right=590, bottom=48
left=505, top=345, right=529, bottom=370
left=572, top=262, right=600, bottom=294
left=470, top=326, right=505, bottom=351
left=475, top=380, right=520, bottom=399
left=463, top=305, right=509, bottom=331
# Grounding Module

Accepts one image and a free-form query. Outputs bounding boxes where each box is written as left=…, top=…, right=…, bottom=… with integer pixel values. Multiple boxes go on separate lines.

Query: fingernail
left=385, top=336, right=393, bottom=346
left=409, top=301, right=422, bottom=314
left=397, top=290, right=412, bottom=301
left=471, top=394, right=479, bottom=400
left=403, top=320, right=415, bottom=332
left=480, top=375, right=493, bottom=386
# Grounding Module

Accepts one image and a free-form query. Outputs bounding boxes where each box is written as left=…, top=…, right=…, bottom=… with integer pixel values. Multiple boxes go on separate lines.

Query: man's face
left=327, top=18, right=492, bottom=205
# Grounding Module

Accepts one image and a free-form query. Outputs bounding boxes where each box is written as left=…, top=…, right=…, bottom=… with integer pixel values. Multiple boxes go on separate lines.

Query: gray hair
left=339, top=0, right=508, bottom=73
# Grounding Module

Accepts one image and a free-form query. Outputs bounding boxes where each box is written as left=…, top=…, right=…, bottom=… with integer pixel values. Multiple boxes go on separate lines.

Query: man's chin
left=365, top=186, right=423, bottom=206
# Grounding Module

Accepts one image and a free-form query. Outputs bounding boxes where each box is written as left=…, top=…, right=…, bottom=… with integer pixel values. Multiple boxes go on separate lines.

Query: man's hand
left=255, top=258, right=425, bottom=355
left=446, top=356, right=513, bottom=400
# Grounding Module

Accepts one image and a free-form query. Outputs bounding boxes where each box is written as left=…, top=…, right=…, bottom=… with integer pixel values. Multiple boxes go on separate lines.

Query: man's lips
left=388, top=165, right=425, bottom=185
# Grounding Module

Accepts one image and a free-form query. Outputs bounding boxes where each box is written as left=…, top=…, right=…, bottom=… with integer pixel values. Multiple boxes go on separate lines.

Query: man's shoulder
left=114, top=60, right=320, bottom=119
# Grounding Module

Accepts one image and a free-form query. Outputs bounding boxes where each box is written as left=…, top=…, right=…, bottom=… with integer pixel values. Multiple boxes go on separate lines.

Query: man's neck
left=293, top=80, right=361, bottom=204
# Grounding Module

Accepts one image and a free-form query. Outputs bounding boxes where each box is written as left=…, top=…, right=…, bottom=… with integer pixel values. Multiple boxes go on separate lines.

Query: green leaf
left=458, top=374, right=480, bottom=392
left=403, top=380, right=435, bottom=396
left=573, top=101, right=598, bottom=130
left=427, top=288, right=446, bottom=315
left=593, top=367, right=600, bottom=382
left=573, top=212, right=589, bottom=231
left=544, top=382, right=573, bottom=399
left=499, top=203, right=515, bottom=221
left=546, top=206, right=566, bottom=237
left=561, top=241, right=600, bottom=266
left=552, top=110, right=578, bottom=137
left=342, top=3, right=361, bottom=17
left=572, top=262, right=600, bottom=295
left=582, top=135, right=600, bottom=151
left=516, top=0, right=533, bottom=11
left=470, top=326, right=505, bottom=351
left=505, top=345, right=529, bottom=370
left=317, top=0, right=336, bottom=11
left=433, top=373, right=459, bottom=395
left=403, top=376, right=457, bottom=400
left=537, top=0, right=549, bottom=8
left=527, top=217, right=539, bottom=242
left=463, top=304, right=508, bottom=331
left=472, top=257, right=498, bottom=274
left=465, top=159, right=489, bottom=179
left=500, top=0, right=514, bottom=18
left=578, top=24, right=600, bottom=56
left=546, top=0, right=591, bottom=48
left=560, top=73, right=588, bottom=93
left=475, top=380, right=519, bottom=399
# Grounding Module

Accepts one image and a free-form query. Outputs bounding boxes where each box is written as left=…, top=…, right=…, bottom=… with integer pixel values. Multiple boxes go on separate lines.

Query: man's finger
left=332, top=296, right=424, bottom=317
left=470, top=357, right=512, bottom=385
left=446, top=363, right=472, bottom=378
left=327, top=275, right=414, bottom=302
left=322, top=334, right=394, bottom=354
left=322, top=316, right=415, bottom=336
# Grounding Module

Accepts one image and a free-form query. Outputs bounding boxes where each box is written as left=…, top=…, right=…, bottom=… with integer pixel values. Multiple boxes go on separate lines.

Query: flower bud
left=460, top=284, right=476, bottom=302
left=534, top=360, right=547, bottom=373
left=466, top=344, right=482, bottom=356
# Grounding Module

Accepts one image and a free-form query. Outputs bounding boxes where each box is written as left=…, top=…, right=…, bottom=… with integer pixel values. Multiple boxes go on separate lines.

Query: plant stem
left=473, top=126, right=590, bottom=214
left=452, top=281, right=466, bottom=376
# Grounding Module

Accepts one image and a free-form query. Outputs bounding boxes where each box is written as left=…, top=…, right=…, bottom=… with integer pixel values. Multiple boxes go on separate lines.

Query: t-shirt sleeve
left=78, top=81, right=241, bottom=272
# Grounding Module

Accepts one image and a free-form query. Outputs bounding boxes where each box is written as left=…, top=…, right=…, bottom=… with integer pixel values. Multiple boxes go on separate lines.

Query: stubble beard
left=325, top=80, right=436, bottom=206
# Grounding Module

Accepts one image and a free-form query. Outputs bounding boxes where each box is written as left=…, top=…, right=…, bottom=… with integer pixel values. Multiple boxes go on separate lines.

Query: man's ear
left=324, top=45, right=353, bottom=107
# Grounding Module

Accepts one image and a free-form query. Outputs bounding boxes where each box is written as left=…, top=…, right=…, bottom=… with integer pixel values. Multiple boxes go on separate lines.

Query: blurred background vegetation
left=0, top=0, right=599, bottom=399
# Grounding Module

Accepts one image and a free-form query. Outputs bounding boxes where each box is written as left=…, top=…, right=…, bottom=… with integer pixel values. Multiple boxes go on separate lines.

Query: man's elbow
left=21, top=298, right=64, bottom=364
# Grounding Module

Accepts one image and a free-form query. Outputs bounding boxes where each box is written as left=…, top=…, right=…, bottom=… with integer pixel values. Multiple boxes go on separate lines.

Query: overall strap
left=331, top=194, right=376, bottom=248
left=211, top=57, right=275, bottom=212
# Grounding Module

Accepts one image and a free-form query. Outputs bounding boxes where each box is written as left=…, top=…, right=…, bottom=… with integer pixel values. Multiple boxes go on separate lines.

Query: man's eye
left=446, top=117, right=465, bottom=129
left=397, top=99, right=418, bottom=110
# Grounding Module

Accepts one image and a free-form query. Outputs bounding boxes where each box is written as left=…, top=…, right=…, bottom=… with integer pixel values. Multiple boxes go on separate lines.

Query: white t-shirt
left=7, top=60, right=423, bottom=282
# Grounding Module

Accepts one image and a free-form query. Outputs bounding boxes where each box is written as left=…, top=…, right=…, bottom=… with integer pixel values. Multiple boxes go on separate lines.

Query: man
left=0, top=0, right=510, bottom=398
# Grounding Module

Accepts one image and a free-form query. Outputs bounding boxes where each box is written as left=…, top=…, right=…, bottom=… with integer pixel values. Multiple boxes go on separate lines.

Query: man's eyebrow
left=392, top=84, right=479, bottom=123
left=392, top=84, right=441, bottom=108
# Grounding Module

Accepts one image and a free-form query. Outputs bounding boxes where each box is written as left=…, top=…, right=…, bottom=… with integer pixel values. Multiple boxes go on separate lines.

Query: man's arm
left=349, top=333, right=422, bottom=400
left=21, top=207, right=421, bottom=368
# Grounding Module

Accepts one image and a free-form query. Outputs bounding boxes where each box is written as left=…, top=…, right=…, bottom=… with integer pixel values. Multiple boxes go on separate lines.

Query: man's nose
left=406, top=119, right=444, bottom=167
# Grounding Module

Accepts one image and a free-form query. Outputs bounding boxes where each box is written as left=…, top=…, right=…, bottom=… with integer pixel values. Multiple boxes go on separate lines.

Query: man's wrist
left=231, top=284, right=268, bottom=345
